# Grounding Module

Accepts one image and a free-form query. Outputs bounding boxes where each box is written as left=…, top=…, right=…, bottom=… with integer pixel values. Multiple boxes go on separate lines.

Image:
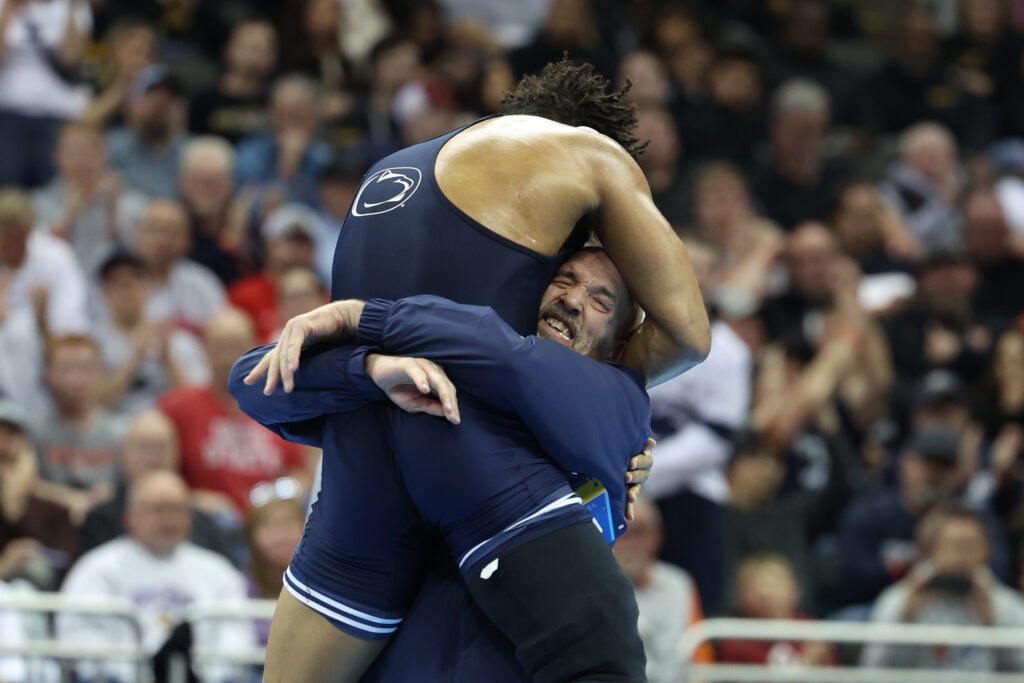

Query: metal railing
left=0, top=590, right=148, bottom=682
left=678, top=618, right=1024, bottom=682
left=188, top=598, right=276, bottom=669
left=0, top=592, right=279, bottom=682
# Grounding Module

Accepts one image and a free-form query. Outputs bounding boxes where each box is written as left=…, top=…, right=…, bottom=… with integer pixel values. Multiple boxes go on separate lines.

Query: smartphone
left=925, top=573, right=974, bottom=597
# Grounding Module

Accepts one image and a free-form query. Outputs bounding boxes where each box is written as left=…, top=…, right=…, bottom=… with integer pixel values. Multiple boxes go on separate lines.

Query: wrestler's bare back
left=437, top=114, right=711, bottom=381
left=436, top=115, right=612, bottom=256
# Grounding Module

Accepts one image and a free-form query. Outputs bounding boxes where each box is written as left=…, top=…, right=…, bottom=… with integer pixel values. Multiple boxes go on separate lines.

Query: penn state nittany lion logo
left=351, top=167, right=422, bottom=216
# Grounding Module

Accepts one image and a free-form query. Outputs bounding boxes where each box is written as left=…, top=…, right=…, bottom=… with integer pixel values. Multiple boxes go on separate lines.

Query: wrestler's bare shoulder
left=435, top=116, right=622, bottom=254
left=447, top=115, right=624, bottom=162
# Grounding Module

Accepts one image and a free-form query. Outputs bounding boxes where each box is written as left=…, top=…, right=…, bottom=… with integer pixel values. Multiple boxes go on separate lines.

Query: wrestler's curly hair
left=500, top=58, right=646, bottom=159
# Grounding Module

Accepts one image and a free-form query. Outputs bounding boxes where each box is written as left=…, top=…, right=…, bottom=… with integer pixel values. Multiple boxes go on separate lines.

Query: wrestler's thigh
left=264, top=587, right=386, bottom=683
left=282, top=408, right=430, bottom=676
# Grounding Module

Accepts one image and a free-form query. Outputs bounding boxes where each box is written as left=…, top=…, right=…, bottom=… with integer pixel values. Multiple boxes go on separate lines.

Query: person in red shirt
left=718, top=553, right=837, bottom=668
left=227, top=204, right=316, bottom=342
left=160, top=307, right=312, bottom=517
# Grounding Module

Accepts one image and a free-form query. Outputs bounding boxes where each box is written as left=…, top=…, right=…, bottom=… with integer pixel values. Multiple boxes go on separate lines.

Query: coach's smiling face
left=537, top=249, right=634, bottom=361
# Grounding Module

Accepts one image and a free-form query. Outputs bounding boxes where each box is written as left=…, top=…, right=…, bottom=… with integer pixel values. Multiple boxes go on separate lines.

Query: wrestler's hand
left=624, top=437, right=655, bottom=522
left=365, top=354, right=461, bottom=424
left=244, top=299, right=366, bottom=394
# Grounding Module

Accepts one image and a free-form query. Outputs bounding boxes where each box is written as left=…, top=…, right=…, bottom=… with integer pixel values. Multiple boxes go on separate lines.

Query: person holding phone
left=862, top=504, right=1024, bottom=672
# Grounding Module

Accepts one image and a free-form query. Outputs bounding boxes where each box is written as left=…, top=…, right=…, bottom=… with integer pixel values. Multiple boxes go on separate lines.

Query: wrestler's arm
left=358, top=296, right=650, bottom=492
left=585, top=135, right=711, bottom=387
left=228, top=343, right=385, bottom=446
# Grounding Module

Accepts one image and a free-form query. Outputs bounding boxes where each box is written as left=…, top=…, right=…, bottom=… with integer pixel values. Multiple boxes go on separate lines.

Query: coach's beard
left=537, top=302, right=580, bottom=351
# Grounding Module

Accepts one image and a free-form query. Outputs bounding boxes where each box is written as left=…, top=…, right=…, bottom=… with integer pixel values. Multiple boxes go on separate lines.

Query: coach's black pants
left=466, top=521, right=647, bottom=682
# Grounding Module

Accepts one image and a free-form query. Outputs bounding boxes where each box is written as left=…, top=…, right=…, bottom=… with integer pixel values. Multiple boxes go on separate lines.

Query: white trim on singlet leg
left=457, top=492, right=583, bottom=570
left=283, top=567, right=403, bottom=635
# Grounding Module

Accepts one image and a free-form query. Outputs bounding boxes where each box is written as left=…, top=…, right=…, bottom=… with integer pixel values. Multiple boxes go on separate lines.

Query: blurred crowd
left=0, top=0, right=1024, bottom=680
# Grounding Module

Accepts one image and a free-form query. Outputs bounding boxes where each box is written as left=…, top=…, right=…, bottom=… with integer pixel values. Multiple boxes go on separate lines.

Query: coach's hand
left=245, top=299, right=366, bottom=394
left=366, top=354, right=461, bottom=424
left=624, top=438, right=655, bottom=522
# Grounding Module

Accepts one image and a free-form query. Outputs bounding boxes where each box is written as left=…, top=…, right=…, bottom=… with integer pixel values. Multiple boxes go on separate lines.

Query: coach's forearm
left=230, top=342, right=384, bottom=423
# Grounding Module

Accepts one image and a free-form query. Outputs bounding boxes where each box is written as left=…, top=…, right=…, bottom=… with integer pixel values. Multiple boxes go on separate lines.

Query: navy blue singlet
left=331, top=116, right=579, bottom=335
left=284, top=117, right=588, bottom=643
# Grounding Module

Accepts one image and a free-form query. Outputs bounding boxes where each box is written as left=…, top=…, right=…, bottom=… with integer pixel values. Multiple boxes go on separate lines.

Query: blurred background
left=2, top=0, right=1024, bottom=681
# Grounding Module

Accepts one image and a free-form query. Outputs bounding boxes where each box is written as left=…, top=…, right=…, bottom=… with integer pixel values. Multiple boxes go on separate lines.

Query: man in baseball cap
left=108, top=64, right=189, bottom=197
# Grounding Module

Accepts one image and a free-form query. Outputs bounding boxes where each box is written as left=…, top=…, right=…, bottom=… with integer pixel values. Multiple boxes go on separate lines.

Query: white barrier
left=0, top=591, right=277, bottom=680
left=678, top=618, right=1024, bottom=682
left=0, top=590, right=148, bottom=681
left=187, top=598, right=276, bottom=668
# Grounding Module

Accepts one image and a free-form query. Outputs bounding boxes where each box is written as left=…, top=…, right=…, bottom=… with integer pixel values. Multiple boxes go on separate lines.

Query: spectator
left=0, top=187, right=89, bottom=335
left=58, top=471, right=254, bottom=683
left=313, top=156, right=366, bottom=287
left=862, top=504, right=1024, bottom=671
left=433, top=0, right=551, bottom=51
left=31, top=336, right=127, bottom=523
left=750, top=78, right=850, bottom=230
left=473, top=57, right=516, bottom=116
left=881, top=253, right=993, bottom=403
left=911, top=369, right=975, bottom=434
left=870, top=8, right=996, bottom=149
left=0, top=400, right=77, bottom=590
left=134, top=198, right=227, bottom=333
left=235, top=74, right=333, bottom=206
left=92, top=251, right=209, bottom=416
left=279, top=0, right=353, bottom=116
left=650, top=4, right=712, bottom=103
left=31, top=121, right=148, bottom=276
left=692, top=164, right=782, bottom=312
left=0, top=0, right=92, bottom=188
left=944, top=0, right=1019, bottom=105
left=756, top=222, right=848, bottom=342
left=189, top=19, right=277, bottom=145
left=677, top=41, right=766, bottom=167
left=758, top=223, right=893, bottom=431
left=645, top=240, right=752, bottom=614
left=106, top=64, right=190, bottom=198
left=976, top=330, right=1024, bottom=437
left=80, top=18, right=156, bottom=129
left=612, top=496, right=712, bottom=682
left=725, top=429, right=848, bottom=615
left=180, top=136, right=249, bottom=286
left=718, top=553, right=837, bottom=667
left=79, top=410, right=235, bottom=559
left=617, top=50, right=673, bottom=108
left=878, top=122, right=964, bottom=252
left=963, top=190, right=1024, bottom=327
left=838, top=425, right=1012, bottom=604
left=831, top=182, right=921, bottom=277
left=321, top=36, right=419, bottom=158
left=384, top=0, right=449, bottom=65
left=268, top=266, right=327, bottom=341
left=228, top=203, right=317, bottom=342
left=0, top=274, right=45, bottom=418
left=507, top=0, right=612, bottom=82
left=160, top=308, right=311, bottom=518
left=633, top=104, right=688, bottom=227
left=770, top=0, right=860, bottom=126
left=244, top=477, right=305, bottom=645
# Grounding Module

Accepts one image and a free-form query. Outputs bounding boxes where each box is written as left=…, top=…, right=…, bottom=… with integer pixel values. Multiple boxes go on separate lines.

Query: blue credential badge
left=569, top=475, right=618, bottom=544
